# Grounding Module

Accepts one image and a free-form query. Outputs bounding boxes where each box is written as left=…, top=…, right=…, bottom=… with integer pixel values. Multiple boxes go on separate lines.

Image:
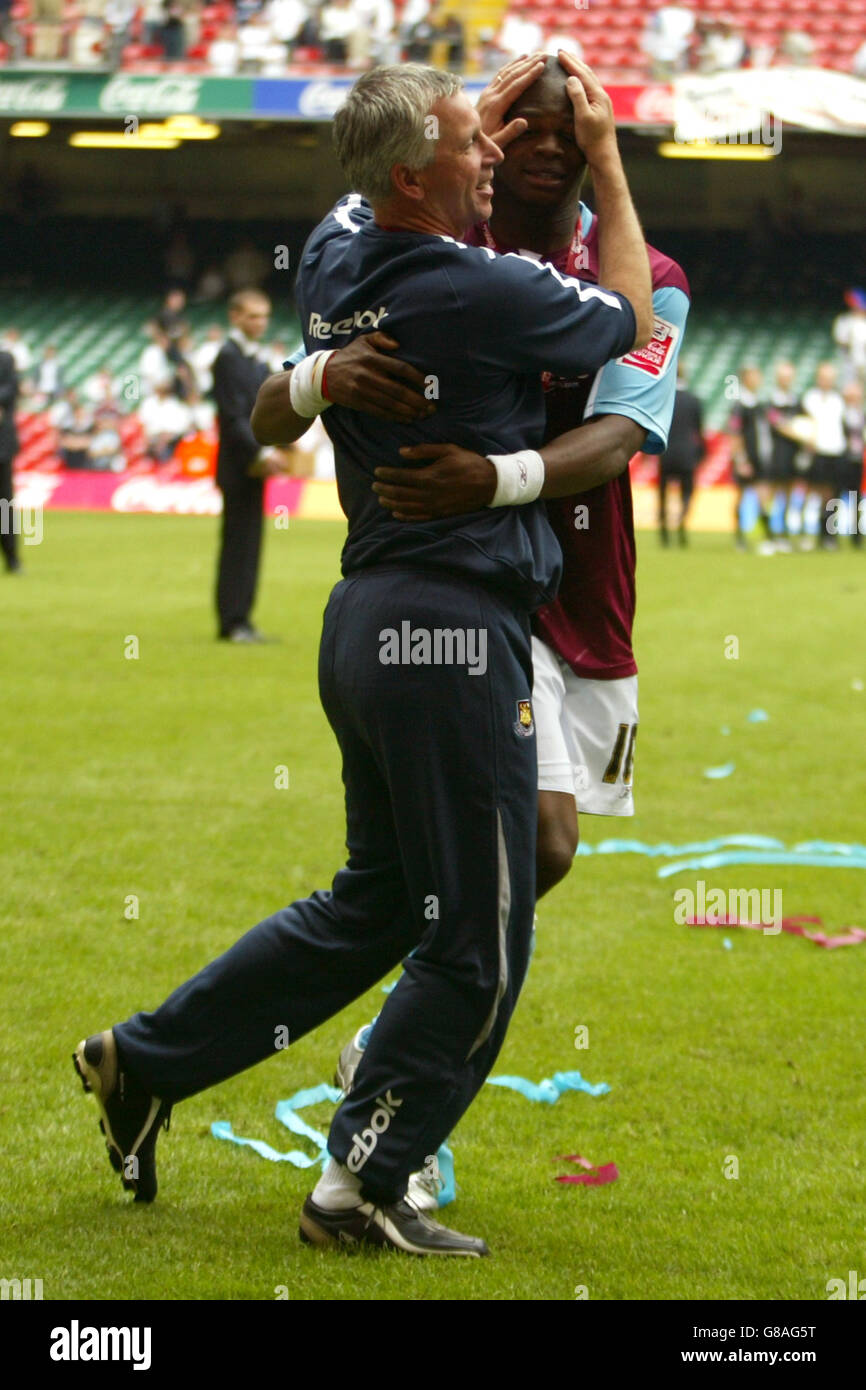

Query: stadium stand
left=1, top=0, right=865, bottom=77
left=0, top=281, right=837, bottom=474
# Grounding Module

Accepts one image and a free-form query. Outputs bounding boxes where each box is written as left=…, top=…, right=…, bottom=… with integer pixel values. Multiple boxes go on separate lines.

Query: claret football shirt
left=468, top=205, right=691, bottom=677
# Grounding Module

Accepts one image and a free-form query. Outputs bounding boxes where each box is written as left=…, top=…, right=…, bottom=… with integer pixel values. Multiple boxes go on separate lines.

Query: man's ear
left=390, top=163, right=426, bottom=203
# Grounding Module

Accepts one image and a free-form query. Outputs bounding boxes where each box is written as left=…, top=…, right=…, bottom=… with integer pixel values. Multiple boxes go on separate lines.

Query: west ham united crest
left=514, top=699, right=534, bottom=738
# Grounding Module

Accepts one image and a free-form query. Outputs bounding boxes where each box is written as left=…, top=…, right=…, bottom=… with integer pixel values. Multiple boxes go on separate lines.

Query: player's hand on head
left=558, top=53, right=617, bottom=162
left=477, top=54, right=546, bottom=151
left=326, top=332, right=434, bottom=423
left=373, top=443, right=497, bottom=522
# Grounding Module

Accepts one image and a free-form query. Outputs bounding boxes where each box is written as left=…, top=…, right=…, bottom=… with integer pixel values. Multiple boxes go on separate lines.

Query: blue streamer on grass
left=213, top=1084, right=457, bottom=1207
left=212, top=1083, right=343, bottom=1169
left=577, top=834, right=786, bottom=858
left=435, top=1142, right=456, bottom=1208
left=573, top=834, right=866, bottom=876
left=703, top=762, right=736, bottom=779
left=486, top=1070, right=610, bottom=1102
left=658, top=849, right=866, bottom=878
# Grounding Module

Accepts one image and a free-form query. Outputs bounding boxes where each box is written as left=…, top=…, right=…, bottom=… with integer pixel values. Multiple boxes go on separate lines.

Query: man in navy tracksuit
left=73, top=60, right=650, bottom=1256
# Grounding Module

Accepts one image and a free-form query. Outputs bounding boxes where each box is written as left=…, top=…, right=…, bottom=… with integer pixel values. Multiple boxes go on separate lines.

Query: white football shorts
left=531, top=634, right=639, bottom=816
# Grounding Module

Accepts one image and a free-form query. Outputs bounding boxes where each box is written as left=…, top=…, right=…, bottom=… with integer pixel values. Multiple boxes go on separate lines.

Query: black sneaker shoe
left=299, top=1194, right=489, bottom=1257
left=73, top=1030, right=170, bottom=1203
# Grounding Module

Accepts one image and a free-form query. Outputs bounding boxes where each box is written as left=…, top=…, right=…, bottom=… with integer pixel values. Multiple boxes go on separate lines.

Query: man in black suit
left=0, top=348, right=21, bottom=575
left=213, top=290, right=286, bottom=642
left=659, top=364, right=705, bottom=547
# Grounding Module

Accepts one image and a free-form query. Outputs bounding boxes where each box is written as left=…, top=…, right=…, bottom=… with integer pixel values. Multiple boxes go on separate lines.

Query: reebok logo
left=346, top=1091, right=402, bottom=1173
left=308, top=306, right=389, bottom=340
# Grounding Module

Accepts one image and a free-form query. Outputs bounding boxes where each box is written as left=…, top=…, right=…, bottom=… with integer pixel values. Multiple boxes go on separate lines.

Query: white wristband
left=486, top=449, right=545, bottom=507
left=289, top=350, right=335, bottom=418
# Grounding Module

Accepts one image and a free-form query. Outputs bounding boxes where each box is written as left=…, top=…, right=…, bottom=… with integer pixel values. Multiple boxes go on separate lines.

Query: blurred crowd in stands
left=658, top=289, right=866, bottom=551
left=1, top=0, right=865, bottom=77
left=1, top=287, right=292, bottom=471
left=3, top=291, right=864, bottom=554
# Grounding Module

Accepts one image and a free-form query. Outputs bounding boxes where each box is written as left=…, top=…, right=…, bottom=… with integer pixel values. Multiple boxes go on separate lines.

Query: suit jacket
left=212, top=338, right=270, bottom=491
left=0, top=350, right=19, bottom=460
left=662, top=386, right=704, bottom=472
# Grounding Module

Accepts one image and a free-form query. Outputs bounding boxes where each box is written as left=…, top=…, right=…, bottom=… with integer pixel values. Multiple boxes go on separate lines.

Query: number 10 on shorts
left=602, top=723, right=637, bottom=785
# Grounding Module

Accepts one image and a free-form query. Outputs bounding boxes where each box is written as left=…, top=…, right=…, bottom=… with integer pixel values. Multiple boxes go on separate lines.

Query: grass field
left=2, top=512, right=864, bottom=1303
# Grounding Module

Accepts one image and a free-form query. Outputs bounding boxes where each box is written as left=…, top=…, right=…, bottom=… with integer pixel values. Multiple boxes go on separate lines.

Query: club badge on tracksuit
left=514, top=699, right=534, bottom=738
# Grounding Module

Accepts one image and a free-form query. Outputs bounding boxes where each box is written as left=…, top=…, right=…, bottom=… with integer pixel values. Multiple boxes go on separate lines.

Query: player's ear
left=391, top=163, right=426, bottom=203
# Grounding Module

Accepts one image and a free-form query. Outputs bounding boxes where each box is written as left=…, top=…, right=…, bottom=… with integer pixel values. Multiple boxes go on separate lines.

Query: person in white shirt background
left=0, top=327, right=32, bottom=376
left=802, top=362, right=847, bottom=549
left=642, top=3, right=695, bottom=78
left=833, top=288, right=866, bottom=389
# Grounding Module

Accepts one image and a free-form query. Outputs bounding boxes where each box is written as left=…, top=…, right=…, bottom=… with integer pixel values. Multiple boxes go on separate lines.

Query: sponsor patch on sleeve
left=617, top=315, right=679, bottom=377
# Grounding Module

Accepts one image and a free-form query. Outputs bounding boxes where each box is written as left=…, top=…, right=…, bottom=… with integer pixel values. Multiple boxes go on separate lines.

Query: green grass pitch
left=1, top=512, right=864, bottom=1302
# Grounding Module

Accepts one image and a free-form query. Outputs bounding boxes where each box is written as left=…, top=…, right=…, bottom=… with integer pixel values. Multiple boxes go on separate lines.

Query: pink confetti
left=553, top=1155, right=619, bottom=1186
left=686, top=914, right=866, bottom=949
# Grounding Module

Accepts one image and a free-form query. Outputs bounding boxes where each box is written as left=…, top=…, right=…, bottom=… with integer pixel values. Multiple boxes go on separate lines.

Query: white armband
left=486, top=449, right=545, bottom=507
left=289, top=350, right=335, bottom=418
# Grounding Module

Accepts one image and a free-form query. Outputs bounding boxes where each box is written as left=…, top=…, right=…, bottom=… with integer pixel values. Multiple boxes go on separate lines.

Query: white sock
left=312, top=1157, right=363, bottom=1211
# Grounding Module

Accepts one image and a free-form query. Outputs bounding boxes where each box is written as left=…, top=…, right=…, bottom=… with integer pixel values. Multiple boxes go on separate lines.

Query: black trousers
left=215, top=477, right=264, bottom=636
left=0, top=454, right=17, bottom=571
left=659, top=464, right=695, bottom=528
left=115, top=567, right=539, bottom=1206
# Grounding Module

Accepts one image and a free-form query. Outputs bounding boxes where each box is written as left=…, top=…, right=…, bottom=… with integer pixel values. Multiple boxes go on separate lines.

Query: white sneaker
left=407, top=1168, right=441, bottom=1213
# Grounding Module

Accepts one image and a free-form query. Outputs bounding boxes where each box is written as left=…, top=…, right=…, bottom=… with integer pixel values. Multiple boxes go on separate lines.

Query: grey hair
left=333, top=64, right=463, bottom=205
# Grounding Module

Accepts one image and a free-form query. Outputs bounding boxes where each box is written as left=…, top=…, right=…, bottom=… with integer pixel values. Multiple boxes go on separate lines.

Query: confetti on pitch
left=554, top=1155, right=619, bottom=1186
left=487, top=1071, right=610, bottom=1102
left=688, top=914, right=866, bottom=949
left=703, top=761, right=736, bottom=779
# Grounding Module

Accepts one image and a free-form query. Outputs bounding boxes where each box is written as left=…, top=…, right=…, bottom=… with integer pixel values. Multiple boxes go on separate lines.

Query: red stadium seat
left=120, top=42, right=165, bottom=64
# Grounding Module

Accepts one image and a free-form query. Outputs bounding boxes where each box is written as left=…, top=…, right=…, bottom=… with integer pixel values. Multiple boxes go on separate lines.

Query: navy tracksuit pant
left=115, top=566, right=539, bottom=1206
